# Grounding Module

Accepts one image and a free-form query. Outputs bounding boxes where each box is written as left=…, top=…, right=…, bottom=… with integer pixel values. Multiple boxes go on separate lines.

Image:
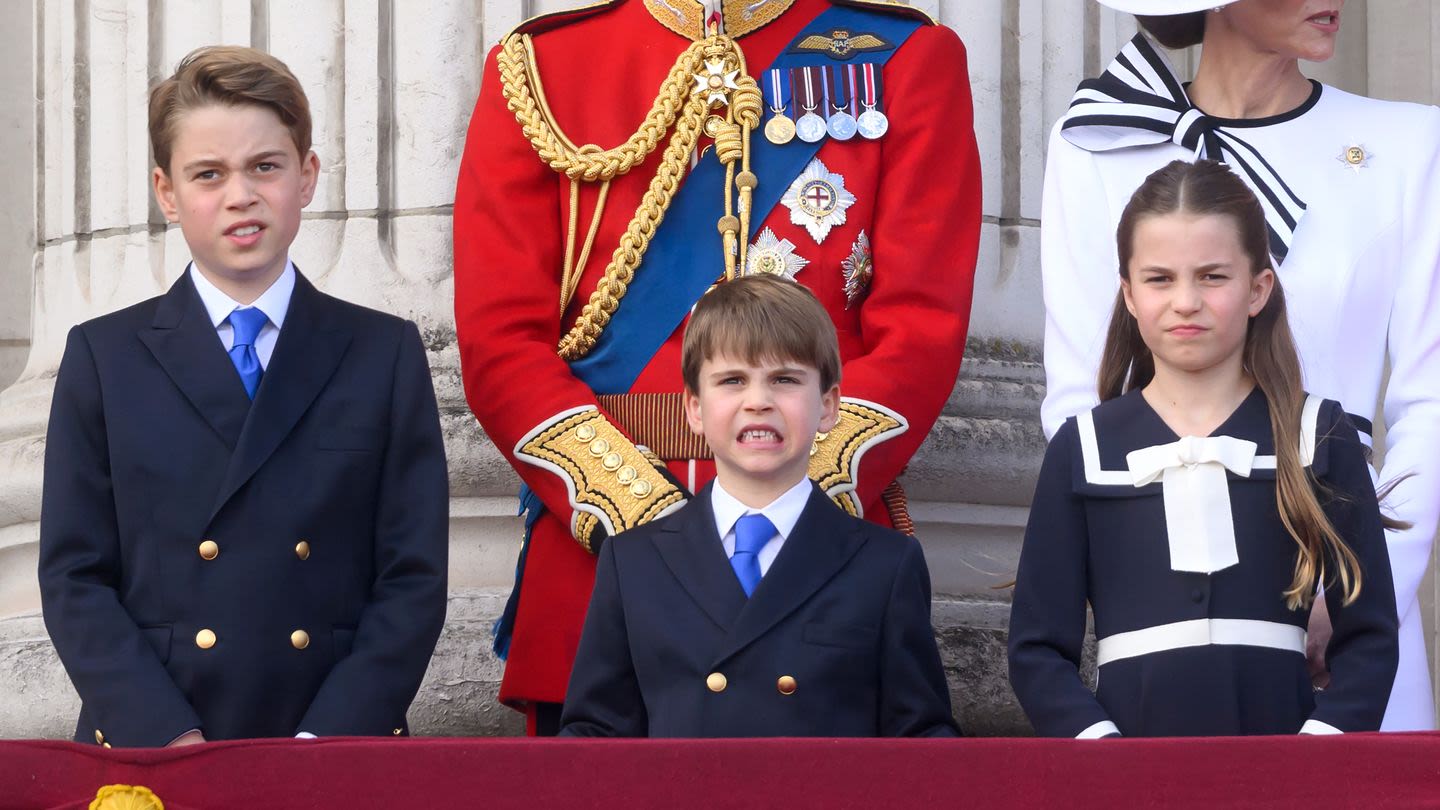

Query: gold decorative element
left=575, top=423, right=597, bottom=442
left=295, top=540, right=311, bottom=560
left=643, top=0, right=797, bottom=40
left=807, top=399, right=909, bottom=512
left=777, top=674, right=798, bottom=695
left=498, top=16, right=765, bottom=360
left=198, top=540, right=219, bottom=560
left=706, top=671, right=728, bottom=692
left=290, top=629, right=310, bottom=650
left=91, top=784, right=164, bottom=810
left=517, top=408, right=686, bottom=552
left=195, top=629, right=216, bottom=650
left=791, top=30, right=893, bottom=60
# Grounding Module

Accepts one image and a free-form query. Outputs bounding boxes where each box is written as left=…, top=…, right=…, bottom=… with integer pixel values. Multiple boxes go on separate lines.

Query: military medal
left=841, top=230, right=873, bottom=307
left=856, top=62, right=889, bottom=140
left=746, top=228, right=809, bottom=279
left=763, top=68, right=795, bottom=145
left=783, top=158, right=856, bottom=244
left=825, top=65, right=858, bottom=141
left=794, top=67, right=827, bottom=144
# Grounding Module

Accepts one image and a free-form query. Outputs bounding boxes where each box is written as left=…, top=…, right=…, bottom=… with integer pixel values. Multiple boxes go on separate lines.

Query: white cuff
left=1299, top=719, right=1343, bottom=735
left=1075, top=720, right=1121, bottom=739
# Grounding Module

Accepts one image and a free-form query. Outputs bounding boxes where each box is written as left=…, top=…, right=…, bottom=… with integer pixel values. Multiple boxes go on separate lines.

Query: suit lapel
left=138, top=271, right=251, bottom=450
left=714, top=484, right=869, bottom=665
left=652, top=485, right=749, bottom=631
left=209, top=272, right=352, bottom=521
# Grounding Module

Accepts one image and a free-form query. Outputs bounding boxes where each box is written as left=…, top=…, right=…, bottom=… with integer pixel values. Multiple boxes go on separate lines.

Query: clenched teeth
left=740, top=429, right=780, bottom=442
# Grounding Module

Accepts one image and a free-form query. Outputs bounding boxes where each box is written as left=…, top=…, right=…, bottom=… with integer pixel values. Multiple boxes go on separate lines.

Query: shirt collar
left=711, top=476, right=813, bottom=541
left=189, top=259, right=296, bottom=328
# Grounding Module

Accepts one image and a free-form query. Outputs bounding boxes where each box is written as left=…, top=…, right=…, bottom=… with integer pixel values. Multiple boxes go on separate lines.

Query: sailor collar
left=1069, top=388, right=1330, bottom=499
left=1073, top=388, right=1330, bottom=575
left=643, top=0, right=797, bottom=39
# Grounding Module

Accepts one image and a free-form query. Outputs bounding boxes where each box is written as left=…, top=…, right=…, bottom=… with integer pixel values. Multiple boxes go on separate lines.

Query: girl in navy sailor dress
left=1008, top=159, right=1399, bottom=738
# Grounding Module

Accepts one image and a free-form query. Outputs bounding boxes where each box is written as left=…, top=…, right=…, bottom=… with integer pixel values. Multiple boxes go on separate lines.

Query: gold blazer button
left=706, top=672, right=727, bottom=693
left=291, top=629, right=311, bottom=650
left=777, top=675, right=798, bottom=695
left=195, top=629, right=216, bottom=649
left=198, top=540, right=219, bottom=560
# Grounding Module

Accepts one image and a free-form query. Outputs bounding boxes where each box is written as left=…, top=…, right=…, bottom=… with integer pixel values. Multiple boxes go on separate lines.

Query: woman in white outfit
left=1039, top=0, right=1439, bottom=730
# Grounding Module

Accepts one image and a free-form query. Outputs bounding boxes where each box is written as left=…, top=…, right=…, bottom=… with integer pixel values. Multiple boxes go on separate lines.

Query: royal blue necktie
left=731, top=513, right=775, bottom=597
left=227, top=307, right=269, bottom=399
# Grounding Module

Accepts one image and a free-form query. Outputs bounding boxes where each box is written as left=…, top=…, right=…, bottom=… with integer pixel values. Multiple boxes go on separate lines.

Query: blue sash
left=569, top=5, right=923, bottom=394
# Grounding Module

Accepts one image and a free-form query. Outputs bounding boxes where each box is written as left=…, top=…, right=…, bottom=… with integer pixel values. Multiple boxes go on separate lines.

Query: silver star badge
left=693, top=59, right=740, bottom=107
left=1337, top=143, right=1373, bottom=173
left=782, top=158, right=857, bottom=244
left=746, top=228, right=809, bottom=280
left=841, top=230, right=873, bottom=308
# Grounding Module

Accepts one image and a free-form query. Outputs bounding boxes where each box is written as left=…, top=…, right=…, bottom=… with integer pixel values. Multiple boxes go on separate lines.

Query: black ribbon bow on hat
left=1060, top=33, right=1307, bottom=262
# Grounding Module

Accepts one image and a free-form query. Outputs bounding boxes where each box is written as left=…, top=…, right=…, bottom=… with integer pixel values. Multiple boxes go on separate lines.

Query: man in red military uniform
left=454, top=0, right=981, bottom=734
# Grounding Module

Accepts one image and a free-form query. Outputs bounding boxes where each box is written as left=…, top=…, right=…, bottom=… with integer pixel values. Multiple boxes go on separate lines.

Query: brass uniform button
left=94, top=729, right=104, bottom=744
left=198, top=540, right=219, bottom=560
left=777, top=675, right=797, bottom=695
left=295, top=541, right=311, bottom=560
left=706, top=672, right=727, bottom=693
left=392, top=728, right=403, bottom=736
left=602, top=452, right=623, bottom=471
left=616, top=465, right=637, bottom=484
left=630, top=480, right=653, bottom=498
left=588, top=438, right=610, bottom=457
left=575, top=423, right=597, bottom=442
left=291, top=629, right=310, bottom=650
left=195, top=629, right=216, bottom=649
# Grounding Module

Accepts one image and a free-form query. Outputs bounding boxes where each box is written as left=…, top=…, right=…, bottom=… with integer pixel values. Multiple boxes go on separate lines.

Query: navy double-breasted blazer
left=559, top=482, right=958, bottom=737
left=38, top=269, right=449, bottom=747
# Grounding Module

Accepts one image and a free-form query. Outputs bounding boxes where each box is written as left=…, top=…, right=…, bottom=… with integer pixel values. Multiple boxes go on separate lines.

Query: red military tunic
left=453, top=0, right=981, bottom=711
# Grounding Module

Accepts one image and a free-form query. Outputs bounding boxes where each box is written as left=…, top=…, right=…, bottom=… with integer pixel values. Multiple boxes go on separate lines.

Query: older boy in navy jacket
left=560, top=275, right=957, bottom=737
left=38, top=46, right=448, bottom=747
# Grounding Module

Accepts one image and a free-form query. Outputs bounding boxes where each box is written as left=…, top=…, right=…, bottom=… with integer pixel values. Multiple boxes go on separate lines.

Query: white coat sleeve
left=1379, top=105, right=1440, bottom=621
left=1040, top=122, right=1124, bottom=439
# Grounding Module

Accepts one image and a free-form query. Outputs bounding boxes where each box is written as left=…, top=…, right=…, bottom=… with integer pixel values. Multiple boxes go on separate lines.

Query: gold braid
left=497, top=29, right=760, bottom=360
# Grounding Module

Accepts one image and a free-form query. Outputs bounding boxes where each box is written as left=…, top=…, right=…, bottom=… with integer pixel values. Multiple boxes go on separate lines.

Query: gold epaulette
left=516, top=406, right=688, bottom=552
left=808, top=398, right=909, bottom=518
left=506, top=1, right=621, bottom=39
left=829, top=0, right=936, bottom=25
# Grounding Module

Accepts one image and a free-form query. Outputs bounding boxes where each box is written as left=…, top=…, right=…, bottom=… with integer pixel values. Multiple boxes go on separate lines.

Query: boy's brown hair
left=681, top=275, right=841, bottom=393
left=149, top=45, right=312, bottom=174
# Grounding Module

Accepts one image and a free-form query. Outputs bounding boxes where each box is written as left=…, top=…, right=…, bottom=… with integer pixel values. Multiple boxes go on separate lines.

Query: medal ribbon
left=861, top=62, right=882, bottom=111
left=794, top=66, right=818, bottom=113
left=568, top=6, right=922, bottom=394
left=817, top=66, right=832, bottom=113
left=829, top=64, right=852, bottom=114
left=766, top=68, right=791, bottom=114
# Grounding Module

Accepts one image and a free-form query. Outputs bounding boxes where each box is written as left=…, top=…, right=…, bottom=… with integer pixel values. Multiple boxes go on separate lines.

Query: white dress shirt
left=710, top=477, right=812, bottom=577
left=189, top=260, right=296, bottom=369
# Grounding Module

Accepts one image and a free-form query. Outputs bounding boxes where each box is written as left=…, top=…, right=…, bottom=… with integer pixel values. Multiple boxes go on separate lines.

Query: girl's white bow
left=1126, top=435, right=1259, bottom=573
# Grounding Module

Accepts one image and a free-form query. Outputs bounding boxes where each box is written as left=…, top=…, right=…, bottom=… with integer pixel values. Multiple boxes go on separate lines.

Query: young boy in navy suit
left=560, top=275, right=958, bottom=737
left=38, top=46, right=449, bottom=747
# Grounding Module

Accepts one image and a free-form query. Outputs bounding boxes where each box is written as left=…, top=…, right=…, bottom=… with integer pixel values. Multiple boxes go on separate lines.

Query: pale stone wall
left=0, top=0, right=1436, bottom=739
